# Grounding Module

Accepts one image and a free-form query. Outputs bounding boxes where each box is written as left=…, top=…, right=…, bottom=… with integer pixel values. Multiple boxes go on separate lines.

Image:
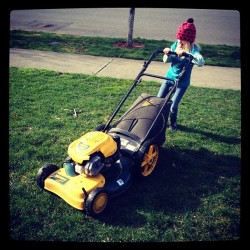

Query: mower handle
left=149, top=49, right=194, bottom=62
left=103, top=49, right=192, bottom=131
left=166, top=50, right=194, bottom=61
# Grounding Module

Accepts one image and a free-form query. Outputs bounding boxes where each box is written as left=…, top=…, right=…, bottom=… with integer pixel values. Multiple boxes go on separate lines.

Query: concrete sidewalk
left=9, top=48, right=241, bottom=91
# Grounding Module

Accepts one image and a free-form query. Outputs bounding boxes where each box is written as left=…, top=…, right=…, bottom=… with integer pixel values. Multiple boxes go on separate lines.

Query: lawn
left=9, top=67, right=241, bottom=242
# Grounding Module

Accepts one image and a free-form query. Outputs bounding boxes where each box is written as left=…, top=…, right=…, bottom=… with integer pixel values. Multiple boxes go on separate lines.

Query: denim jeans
left=157, top=80, right=187, bottom=125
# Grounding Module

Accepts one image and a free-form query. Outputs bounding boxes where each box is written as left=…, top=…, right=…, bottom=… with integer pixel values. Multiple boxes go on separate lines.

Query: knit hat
left=176, top=18, right=196, bottom=43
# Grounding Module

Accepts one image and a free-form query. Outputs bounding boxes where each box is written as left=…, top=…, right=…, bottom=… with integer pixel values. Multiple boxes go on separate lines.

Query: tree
left=126, top=8, right=135, bottom=48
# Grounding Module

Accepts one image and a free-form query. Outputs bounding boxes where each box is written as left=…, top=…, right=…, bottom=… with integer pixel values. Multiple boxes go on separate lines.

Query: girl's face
left=177, top=39, right=191, bottom=52
left=178, top=39, right=188, bottom=48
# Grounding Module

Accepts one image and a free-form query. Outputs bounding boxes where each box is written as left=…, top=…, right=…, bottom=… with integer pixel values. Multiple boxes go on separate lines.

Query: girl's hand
left=163, top=48, right=171, bottom=54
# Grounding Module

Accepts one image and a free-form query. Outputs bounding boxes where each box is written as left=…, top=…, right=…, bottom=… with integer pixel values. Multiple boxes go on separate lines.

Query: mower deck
left=44, top=168, right=105, bottom=210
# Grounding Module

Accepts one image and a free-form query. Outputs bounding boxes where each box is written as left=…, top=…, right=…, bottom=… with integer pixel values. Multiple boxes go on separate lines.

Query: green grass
left=9, top=67, right=241, bottom=242
left=10, top=30, right=241, bottom=68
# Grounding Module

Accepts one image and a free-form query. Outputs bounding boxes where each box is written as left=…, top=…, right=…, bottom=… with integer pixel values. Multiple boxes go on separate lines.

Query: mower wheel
left=36, top=163, right=59, bottom=189
left=85, top=188, right=108, bottom=217
left=136, top=141, right=159, bottom=178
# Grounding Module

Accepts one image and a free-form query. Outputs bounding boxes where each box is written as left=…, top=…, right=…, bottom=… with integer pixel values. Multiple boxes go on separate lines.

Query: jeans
left=157, top=80, right=187, bottom=125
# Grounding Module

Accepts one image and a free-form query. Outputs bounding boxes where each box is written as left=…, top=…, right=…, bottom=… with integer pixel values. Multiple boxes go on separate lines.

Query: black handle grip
left=167, top=51, right=177, bottom=56
left=167, top=50, right=194, bottom=60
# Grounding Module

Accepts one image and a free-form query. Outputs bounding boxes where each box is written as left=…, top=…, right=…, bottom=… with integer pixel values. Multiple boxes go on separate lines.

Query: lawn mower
left=36, top=50, right=194, bottom=217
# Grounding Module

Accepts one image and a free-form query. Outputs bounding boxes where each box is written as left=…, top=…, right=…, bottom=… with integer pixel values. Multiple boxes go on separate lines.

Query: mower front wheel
left=136, top=141, right=159, bottom=178
left=36, top=163, right=59, bottom=189
left=85, top=188, right=109, bottom=217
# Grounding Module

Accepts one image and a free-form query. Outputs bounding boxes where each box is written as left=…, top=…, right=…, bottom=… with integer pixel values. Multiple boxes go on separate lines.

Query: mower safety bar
left=138, top=49, right=175, bottom=84
left=140, top=50, right=193, bottom=83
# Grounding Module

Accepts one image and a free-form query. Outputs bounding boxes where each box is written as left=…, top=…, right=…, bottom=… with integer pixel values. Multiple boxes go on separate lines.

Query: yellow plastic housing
left=68, top=131, right=117, bottom=164
left=44, top=168, right=105, bottom=210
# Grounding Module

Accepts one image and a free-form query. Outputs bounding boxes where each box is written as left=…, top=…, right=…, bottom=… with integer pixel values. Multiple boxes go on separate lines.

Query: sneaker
left=169, top=123, right=177, bottom=132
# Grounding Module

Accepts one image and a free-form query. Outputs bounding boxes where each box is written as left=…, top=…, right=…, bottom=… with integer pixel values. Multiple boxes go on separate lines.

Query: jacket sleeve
left=191, top=45, right=205, bottom=67
left=192, top=53, right=205, bottom=67
left=162, top=41, right=178, bottom=63
left=163, top=54, right=169, bottom=63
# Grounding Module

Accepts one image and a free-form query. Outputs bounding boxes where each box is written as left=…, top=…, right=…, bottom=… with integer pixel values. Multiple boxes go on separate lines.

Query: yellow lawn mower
left=36, top=50, right=194, bottom=217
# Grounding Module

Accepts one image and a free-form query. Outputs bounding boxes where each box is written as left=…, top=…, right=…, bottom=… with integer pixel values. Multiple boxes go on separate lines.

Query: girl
left=157, top=18, right=205, bottom=131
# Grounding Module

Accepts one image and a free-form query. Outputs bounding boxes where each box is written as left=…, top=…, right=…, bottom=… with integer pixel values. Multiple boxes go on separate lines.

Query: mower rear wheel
left=136, top=141, right=159, bottom=178
left=85, top=188, right=108, bottom=217
left=36, top=163, right=59, bottom=189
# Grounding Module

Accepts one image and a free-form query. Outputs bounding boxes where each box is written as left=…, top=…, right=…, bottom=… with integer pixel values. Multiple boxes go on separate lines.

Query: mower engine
left=67, top=131, right=120, bottom=176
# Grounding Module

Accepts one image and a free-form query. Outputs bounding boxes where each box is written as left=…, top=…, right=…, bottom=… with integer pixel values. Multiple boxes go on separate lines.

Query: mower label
left=117, top=179, right=124, bottom=186
left=78, top=142, right=90, bottom=151
left=142, top=99, right=154, bottom=106
left=50, top=173, right=69, bottom=184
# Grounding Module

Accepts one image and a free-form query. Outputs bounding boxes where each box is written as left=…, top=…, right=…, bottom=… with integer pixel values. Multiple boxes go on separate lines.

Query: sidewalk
left=9, top=48, right=241, bottom=91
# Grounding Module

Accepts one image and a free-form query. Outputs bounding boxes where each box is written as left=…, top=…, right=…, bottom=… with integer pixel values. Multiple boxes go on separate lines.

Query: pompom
left=187, top=18, right=194, bottom=23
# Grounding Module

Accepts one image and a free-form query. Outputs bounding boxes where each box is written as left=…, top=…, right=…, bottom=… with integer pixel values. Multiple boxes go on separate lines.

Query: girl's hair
left=195, top=43, right=202, bottom=51
left=186, top=42, right=202, bottom=52
left=176, top=40, right=191, bottom=52
left=183, top=42, right=191, bottom=52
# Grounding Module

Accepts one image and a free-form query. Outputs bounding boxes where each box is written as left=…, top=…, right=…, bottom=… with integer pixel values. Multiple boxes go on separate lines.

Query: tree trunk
left=127, top=8, right=135, bottom=48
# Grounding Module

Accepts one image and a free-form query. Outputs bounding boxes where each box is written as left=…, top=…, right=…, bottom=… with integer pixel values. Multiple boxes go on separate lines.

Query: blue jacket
left=163, top=40, right=205, bottom=88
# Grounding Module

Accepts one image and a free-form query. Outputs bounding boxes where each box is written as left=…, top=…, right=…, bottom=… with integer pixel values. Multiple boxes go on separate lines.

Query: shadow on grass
left=177, top=124, right=241, bottom=145
left=95, top=126, right=240, bottom=226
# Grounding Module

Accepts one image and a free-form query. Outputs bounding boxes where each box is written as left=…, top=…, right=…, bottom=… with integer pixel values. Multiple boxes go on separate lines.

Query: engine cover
left=68, top=131, right=118, bottom=164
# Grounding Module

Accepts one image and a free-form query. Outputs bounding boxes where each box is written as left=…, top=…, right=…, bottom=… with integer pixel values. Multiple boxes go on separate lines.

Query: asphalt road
left=10, top=8, right=240, bottom=46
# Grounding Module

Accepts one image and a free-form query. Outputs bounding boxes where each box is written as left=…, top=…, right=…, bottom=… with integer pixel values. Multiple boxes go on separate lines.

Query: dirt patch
left=112, top=41, right=145, bottom=49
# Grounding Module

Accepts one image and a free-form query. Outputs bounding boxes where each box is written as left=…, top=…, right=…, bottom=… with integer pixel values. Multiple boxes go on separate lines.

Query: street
left=10, top=8, right=240, bottom=46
